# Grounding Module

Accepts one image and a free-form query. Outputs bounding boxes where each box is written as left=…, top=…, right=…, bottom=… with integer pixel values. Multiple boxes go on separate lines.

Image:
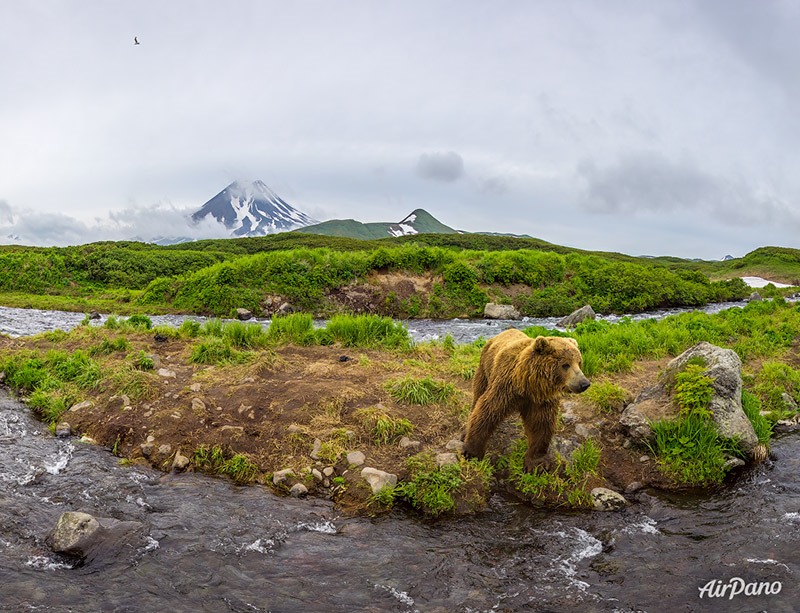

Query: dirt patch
left=0, top=330, right=753, bottom=515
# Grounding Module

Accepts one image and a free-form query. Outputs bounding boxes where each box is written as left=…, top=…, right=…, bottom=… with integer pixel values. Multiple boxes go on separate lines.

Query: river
left=1, top=302, right=798, bottom=612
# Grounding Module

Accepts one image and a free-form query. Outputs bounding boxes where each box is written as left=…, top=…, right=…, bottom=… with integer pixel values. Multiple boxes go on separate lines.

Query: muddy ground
left=0, top=328, right=692, bottom=514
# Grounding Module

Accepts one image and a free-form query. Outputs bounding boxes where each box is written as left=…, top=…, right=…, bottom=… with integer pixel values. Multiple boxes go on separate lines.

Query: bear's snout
left=566, top=374, right=591, bottom=394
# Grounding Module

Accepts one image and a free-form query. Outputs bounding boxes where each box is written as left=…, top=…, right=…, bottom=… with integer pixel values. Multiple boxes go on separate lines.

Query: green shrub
left=673, top=363, right=714, bottom=418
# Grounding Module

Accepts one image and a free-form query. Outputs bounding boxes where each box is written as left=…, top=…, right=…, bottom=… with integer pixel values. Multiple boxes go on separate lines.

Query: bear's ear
left=533, top=336, right=552, bottom=355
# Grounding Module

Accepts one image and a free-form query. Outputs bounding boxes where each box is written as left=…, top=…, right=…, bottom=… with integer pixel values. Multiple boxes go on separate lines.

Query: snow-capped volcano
left=192, top=180, right=318, bottom=237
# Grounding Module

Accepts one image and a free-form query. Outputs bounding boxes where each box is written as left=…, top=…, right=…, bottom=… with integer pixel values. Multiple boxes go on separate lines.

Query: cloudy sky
left=2, top=1, right=800, bottom=258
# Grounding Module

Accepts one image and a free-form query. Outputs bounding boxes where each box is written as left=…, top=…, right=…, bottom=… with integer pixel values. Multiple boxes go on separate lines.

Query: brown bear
left=463, top=329, right=590, bottom=473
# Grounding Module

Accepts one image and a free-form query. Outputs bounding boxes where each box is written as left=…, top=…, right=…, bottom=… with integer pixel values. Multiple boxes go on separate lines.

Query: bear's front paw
left=524, top=454, right=556, bottom=474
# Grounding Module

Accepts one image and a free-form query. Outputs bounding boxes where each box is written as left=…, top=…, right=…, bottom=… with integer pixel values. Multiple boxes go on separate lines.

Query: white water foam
left=44, top=442, right=74, bottom=475
left=144, top=536, right=160, bottom=552
left=25, top=555, right=75, bottom=571
left=291, top=520, right=337, bottom=535
left=621, top=516, right=660, bottom=535
left=745, top=557, right=790, bottom=571
left=375, top=584, right=416, bottom=608
left=241, top=538, right=277, bottom=554
left=783, top=511, right=800, bottom=521
left=553, top=528, right=603, bottom=591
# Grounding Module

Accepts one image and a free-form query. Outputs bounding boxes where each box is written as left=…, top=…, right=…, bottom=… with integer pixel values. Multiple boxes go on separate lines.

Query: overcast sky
left=2, top=1, right=800, bottom=259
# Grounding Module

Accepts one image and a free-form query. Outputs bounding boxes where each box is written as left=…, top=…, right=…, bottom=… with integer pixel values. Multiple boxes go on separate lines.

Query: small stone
left=287, top=424, right=304, bottom=433
left=624, top=481, right=644, bottom=495
left=273, top=468, right=295, bottom=486
left=55, top=422, right=72, bottom=438
left=88, top=310, right=101, bottom=320
left=312, top=469, right=323, bottom=481
left=172, top=450, right=190, bottom=471
left=445, top=439, right=464, bottom=452
left=622, top=438, right=632, bottom=449
left=158, top=444, right=172, bottom=456
left=290, top=483, right=308, bottom=498
left=146, top=435, right=155, bottom=443
left=483, top=303, right=521, bottom=320
left=724, top=457, right=746, bottom=470
left=140, top=442, right=154, bottom=457
left=323, top=466, right=335, bottom=477
left=435, top=452, right=459, bottom=467
left=639, top=455, right=650, bottom=463
left=157, top=368, right=176, bottom=379
left=189, top=383, right=202, bottom=392
left=68, top=400, right=94, bottom=413
left=347, top=450, right=366, bottom=466
left=236, top=308, right=253, bottom=321
left=360, top=467, right=398, bottom=494
left=310, top=438, right=323, bottom=460
left=191, top=398, right=206, bottom=412
left=591, top=487, right=628, bottom=511
left=79, top=436, right=97, bottom=445
left=399, top=436, right=420, bottom=449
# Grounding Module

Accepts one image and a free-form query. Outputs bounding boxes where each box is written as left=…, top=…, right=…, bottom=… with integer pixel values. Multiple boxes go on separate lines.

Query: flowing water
left=1, top=303, right=798, bottom=612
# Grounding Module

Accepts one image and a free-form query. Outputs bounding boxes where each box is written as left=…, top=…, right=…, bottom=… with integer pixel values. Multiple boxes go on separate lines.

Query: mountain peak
left=192, top=180, right=317, bottom=237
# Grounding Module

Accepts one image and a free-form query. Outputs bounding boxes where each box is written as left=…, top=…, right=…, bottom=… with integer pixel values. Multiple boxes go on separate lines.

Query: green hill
left=297, top=208, right=457, bottom=239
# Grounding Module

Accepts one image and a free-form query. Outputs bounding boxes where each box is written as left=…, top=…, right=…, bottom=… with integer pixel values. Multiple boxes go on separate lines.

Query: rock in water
left=483, top=303, right=521, bottom=320
left=557, top=305, right=596, bottom=328
left=47, top=512, right=101, bottom=558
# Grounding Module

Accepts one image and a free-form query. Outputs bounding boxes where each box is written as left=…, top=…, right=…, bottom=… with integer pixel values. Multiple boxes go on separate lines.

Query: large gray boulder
left=620, top=342, right=759, bottom=456
left=483, top=303, right=521, bottom=320
left=557, top=305, right=596, bottom=328
left=46, top=511, right=144, bottom=563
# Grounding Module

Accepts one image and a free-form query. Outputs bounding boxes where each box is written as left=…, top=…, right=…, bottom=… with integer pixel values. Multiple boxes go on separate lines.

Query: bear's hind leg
left=463, top=391, right=514, bottom=460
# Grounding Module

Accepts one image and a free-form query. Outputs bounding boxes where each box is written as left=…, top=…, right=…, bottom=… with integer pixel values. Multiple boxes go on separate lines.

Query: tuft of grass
left=741, top=389, right=772, bottom=446
left=189, top=338, right=251, bottom=365
left=447, top=341, right=483, bottom=380
left=321, top=314, right=411, bottom=350
left=265, top=313, right=317, bottom=345
left=585, top=381, right=630, bottom=414
left=131, top=350, right=155, bottom=371
left=219, top=320, right=268, bottom=349
left=367, top=485, right=397, bottom=511
left=648, top=415, right=744, bottom=487
left=27, top=388, right=74, bottom=424
left=395, top=453, right=493, bottom=517
left=355, top=407, right=414, bottom=444
left=387, top=376, right=456, bottom=405
left=178, top=319, right=202, bottom=337
left=193, top=445, right=259, bottom=484
left=89, top=336, right=131, bottom=356
left=107, top=363, right=159, bottom=401
left=499, top=438, right=599, bottom=507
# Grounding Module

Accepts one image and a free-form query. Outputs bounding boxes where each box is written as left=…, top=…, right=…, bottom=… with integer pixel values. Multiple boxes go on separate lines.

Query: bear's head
left=533, top=336, right=591, bottom=393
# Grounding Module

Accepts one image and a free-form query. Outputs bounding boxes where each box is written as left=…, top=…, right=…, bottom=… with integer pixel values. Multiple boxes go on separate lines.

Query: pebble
left=436, top=452, right=459, bottom=467
left=157, top=368, right=176, bottom=378
left=399, top=436, right=420, bottom=449
left=323, top=466, right=335, bottom=477
left=191, top=398, right=206, bottom=412
left=445, top=439, right=464, bottom=452
left=272, top=468, right=295, bottom=486
left=290, top=483, right=308, bottom=498
left=55, top=422, right=72, bottom=438
left=347, top=451, right=366, bottom=466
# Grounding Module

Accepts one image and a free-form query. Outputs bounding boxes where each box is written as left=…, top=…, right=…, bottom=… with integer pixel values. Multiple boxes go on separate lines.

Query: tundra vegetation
left=0, top=236, right=799, bottom=516
left=3, top=236, right=799, bottom=319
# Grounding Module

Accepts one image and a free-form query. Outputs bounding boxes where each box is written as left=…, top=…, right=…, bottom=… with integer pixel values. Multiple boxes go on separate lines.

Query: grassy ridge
left=0, top=234, right=797, bottom=318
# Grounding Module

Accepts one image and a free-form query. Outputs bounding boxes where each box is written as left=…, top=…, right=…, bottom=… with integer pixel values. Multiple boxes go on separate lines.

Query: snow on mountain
left=192, top=180, right=318, bottom=237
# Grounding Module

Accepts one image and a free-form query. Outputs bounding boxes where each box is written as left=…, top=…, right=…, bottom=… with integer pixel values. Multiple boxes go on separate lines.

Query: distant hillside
left=297, top=209, right=457, bottom=239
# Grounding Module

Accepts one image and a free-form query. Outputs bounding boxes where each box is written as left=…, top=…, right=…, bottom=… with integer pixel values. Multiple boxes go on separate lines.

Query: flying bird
left=134, top=37, right=140, bottom=45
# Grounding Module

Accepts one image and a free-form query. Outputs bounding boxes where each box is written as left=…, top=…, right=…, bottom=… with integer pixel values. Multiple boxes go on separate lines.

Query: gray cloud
left=0, top=202, right=231, bottom=247
left=416, top=151, right=465, bottom=183
left=577, top=151, right=800, bottom=229
left=0, top=200, right=13, bottom=224
left=478, top=176, right=510, bottom=196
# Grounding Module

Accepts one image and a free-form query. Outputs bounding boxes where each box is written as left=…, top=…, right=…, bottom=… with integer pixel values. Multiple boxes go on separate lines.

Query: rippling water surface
left=1, top=304, right=798, bottom=611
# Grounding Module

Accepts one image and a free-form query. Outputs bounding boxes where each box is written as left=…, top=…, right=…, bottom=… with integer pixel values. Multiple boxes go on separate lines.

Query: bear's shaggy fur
left=463, top=329, right=590, bottom=472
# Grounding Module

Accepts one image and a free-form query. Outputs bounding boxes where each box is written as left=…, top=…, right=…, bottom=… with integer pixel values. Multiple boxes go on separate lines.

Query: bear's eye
left=561, top=363, right=570, bottom=371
